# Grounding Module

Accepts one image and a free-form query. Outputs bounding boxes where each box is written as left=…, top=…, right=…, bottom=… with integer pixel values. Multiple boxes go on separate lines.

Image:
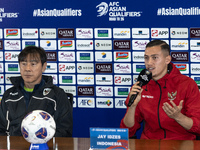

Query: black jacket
left=0, top=75, right=73, bottom=137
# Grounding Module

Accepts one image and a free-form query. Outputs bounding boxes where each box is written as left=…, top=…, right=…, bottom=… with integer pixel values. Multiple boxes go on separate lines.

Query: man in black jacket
left=0, top=46, right=73, bottom=137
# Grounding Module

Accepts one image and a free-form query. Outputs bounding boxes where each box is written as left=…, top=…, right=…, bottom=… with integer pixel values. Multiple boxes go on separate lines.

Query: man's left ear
left=42, top=62, right=47, bottom=72
left=166, top=55, right=171, bottom=64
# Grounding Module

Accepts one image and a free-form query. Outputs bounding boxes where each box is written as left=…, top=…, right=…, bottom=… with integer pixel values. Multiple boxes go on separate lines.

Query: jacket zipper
left=156, top=81, right=166, bottom=139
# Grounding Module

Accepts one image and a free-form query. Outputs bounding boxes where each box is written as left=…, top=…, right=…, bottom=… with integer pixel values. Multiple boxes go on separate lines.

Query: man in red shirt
left=120, top=40, right=200, bottom=140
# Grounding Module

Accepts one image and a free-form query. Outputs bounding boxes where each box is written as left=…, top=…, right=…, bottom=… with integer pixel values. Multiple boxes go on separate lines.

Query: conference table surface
left=0, top=136, right=199, bottom=150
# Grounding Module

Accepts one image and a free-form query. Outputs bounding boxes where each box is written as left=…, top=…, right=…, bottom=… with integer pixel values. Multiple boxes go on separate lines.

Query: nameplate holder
left=90, top=128, right=129, bottom=150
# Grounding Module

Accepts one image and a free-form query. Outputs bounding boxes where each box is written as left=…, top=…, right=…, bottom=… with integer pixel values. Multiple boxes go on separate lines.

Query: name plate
left=90, top=128, right=129, bottom=150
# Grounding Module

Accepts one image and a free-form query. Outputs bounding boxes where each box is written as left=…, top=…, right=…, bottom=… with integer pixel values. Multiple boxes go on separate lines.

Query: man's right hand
left=128, top=81, right=143, bottom=107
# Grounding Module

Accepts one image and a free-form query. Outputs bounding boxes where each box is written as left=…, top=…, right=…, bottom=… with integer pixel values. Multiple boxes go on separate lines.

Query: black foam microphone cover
left=127, top=69, right=152, bottom=107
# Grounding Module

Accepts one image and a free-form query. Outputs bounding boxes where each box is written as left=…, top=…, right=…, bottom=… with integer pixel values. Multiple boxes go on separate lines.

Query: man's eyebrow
left=144, top=54, right=159, bottom=57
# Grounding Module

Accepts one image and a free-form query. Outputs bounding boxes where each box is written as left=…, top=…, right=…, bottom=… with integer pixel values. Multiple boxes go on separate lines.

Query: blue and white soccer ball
left=21, top=110, right=56, bottom=144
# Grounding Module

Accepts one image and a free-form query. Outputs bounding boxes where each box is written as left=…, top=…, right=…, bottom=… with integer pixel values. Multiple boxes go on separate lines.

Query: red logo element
left=115, top=76, right=121, bottom=83
left=59, top=64, right=65, bottom=71
left=151, top=30, right=158, bottom=37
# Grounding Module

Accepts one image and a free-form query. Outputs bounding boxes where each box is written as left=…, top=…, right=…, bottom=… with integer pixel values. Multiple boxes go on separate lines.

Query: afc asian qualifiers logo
left=96, top=2, right=108, bottom=17
left=168, top=91, right=177, bottom=100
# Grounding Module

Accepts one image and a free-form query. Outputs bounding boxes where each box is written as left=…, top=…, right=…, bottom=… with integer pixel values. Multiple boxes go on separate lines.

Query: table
left=0, top=136, right=198, bottom=150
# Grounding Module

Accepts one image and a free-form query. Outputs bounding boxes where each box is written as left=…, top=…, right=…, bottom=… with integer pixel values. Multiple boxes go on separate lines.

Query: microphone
left=127, top=69, right=152, bottom=107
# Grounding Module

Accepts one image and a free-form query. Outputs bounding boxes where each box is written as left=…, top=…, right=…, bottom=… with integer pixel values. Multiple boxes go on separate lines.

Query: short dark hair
left=18, top=46, right=47, bottom=66
left=146, top=40, right=170, bottom=56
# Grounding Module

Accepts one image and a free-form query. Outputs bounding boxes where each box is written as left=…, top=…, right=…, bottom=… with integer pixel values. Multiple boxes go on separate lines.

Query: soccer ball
left=21, top=110, right=56, bottom=144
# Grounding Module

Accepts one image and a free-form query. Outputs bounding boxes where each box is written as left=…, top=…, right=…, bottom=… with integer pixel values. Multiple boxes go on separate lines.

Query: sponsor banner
left=76, top=28, right=93, bottom=38
left=114, top=75, right=132, bottom=85
left=4, top=40, right=21, bottom=50
left=113, top=28, right=130, bottom=38
left=133, top=63, right=145, bottom=74
left=5, top=85, right=13, bottom=90
left=0, top=29, right=2, bottom=39
left=5, top=63, right=19, bottom=73
left=0, top=52, right=3, bottom=61
left=114, top=63, right=131, bottom=74
left=114, top=52, right=131, bottom=62
left=59, top=86, right=76, bottom=96
left=174, top=63, right=189, bottom=74
left=190, top=40, right=200, bottom=50
left=190, top=28, right=200, bottom=38
left=0, top=40, right=3, bottom=49
left=4, top=29, right=20, bottom=39
left=58, top=40, right=75, bottom=50
left=96, top=98, right=113, bottom=108
left=190, top=52, right=200, bottom=62
left=58, top=51, right=75, bottom=62
left=22, top=40, right=39, bottom=49
left=59, top=74, right=76, bottom=84
left=95, top=52, right=112, bottom=62
left=95, top=63, right=112, bottom=73
left=114, top=86, right=130, bottom=97
left=171, top=52, right=189, bottom=62
left=39, top=28, right=56, bottom=39
left=96, top=86, right=113, bottom=96
left=191, top=64, right=200, bottom=74
left=77, top=63, right=94, bottom=73
left=78, top=86, right=94, bottom=96
left=95, top=28, right=112, bottom=38
left=0, top=74, right=4, bottom=84
left=0, top=63, right=3, bottom=72
left=40, top=40, right=57, bottom=50
left=58, top=28, right=75, bottom=38
left=95, top=40, right=112, bottom=50
left=22, top=28, right=38, bottom=39
left=78, top=98, right=95, bottom=108
left=0, top=85, right=4, bottom=95
left=190, top=76, right=200, bottom=86
left=132, top=52, right=145, bottom=62
left=132, top=40, right=149, bottom=50
left=170, top=40, right=188, bottom=50
left=59, top=63, right=76, bottom=73
left=95, top=75, right=113, bottom=85
left=73, top=97, right=76, bottom=108
left=133, top=75, right=138, bottom=85
left=77, top=75, right=94, bottom=85
left=47, top=74, right=58, bottom=85
left=76, top=40, right=93, bottom=50
left=115, top=98, right=126, bottom=108
left=46, top=52, right=57, bottom=62
left=151, top=28, right=169, bottom=38
left=170, top=28, right=188, bottom=38
left=44, top=63, right=57, bottom=73
left=77, top=52, right=94, bottom=62
left=5, top=51, right=19, bottom=61
left=132, top=28, right=149, bottom=38
left=5, top=74, right=20, bottom=84
left=113, top=40, right=131, bottom=50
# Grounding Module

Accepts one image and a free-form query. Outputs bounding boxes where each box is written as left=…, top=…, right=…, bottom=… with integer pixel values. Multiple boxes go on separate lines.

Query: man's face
left=19, top=54, right=47, bottom=88
left=144, top=45, right=171, bottom=81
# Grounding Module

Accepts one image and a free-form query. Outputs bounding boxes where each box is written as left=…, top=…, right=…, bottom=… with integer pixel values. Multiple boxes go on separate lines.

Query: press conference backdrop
left=0, top=0, right=200, bottom=138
